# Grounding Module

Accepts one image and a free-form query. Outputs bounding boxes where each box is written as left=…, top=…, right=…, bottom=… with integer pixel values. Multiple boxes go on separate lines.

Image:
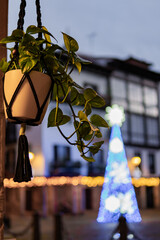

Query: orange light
left=131, top=156, right=141, bottom=166
left=29, top=152, right=35, bottom=161
left=3, top=176, right=160, bottom=188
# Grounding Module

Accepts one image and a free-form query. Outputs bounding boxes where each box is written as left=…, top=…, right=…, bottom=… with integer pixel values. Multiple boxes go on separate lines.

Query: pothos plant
left=0, top=25, right=109, bottom=162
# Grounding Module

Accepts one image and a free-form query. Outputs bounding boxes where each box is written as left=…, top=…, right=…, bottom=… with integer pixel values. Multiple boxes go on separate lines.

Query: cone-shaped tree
left=97, top=105, right=141, bottom=223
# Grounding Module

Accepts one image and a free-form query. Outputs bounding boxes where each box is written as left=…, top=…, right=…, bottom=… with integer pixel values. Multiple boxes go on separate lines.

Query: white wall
left=71, top=70, right=107, bottom=97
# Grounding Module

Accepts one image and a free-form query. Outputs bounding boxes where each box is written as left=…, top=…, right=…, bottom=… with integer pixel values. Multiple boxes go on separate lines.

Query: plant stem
left=58, top=80, right=84, bottom=154
left=57, top=125, right=76, bottom=146
left=86, top=132, right=95, bottom=147
left=67, top=121, right=81, bottom=139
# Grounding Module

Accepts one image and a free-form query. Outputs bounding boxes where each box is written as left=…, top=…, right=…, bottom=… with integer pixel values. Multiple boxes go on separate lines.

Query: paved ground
left=4, top=209, right=160, bottom=240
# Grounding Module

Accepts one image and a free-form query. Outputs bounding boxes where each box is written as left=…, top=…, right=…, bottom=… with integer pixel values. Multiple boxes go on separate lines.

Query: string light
left=3, top=176, right=160, bottom=188
left=131, top=157, right=141, bottom=167
left=29, top=152, right=35, bottom=163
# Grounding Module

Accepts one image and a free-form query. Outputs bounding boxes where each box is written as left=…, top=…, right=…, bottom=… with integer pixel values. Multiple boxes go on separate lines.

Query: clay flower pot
left=3, top=69, right=52, bottom=125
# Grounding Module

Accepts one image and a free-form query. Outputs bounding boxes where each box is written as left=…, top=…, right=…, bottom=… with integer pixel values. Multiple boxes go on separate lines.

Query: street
left=4, top=209, right=160, bottom=240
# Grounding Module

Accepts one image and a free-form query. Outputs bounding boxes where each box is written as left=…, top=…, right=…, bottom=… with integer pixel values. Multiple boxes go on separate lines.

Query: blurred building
left=5, top=56, right=160, bottom=211
left=34, top=56, right=160, bottom=178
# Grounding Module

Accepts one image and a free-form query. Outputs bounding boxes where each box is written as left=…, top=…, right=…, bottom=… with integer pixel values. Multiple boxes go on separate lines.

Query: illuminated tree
left=97, top=105, right=141, bottom=223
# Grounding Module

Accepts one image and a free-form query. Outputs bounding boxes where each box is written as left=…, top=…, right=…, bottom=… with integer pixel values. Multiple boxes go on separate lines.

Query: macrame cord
left=3, top=0, right=53, bottom=182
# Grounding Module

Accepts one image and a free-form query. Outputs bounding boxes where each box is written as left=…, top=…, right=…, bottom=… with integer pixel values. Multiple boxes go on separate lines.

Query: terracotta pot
left=3, top=69, right=52, bottom=125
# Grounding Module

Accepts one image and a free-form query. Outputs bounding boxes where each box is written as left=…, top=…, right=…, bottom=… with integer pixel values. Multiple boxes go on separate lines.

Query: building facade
left=31, top=56, right=160, bottom=179
left=5, top=56, right=160, bottom=210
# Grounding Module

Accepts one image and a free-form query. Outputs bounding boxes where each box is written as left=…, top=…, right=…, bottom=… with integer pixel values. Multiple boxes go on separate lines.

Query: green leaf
left=26, top=25, right=57, bottom=41
left=83, top=133, right=93, bottom=141
left=19, top=56, right=38, bottom=73
left=12, top=29, right=24, bottom=38
left=75, top=62, right=81, bottom=73
left=0, top=36, right=20, bottom=44
left=62, top=32, right=79, bottom=52
left=77, top=140, right=85, bottom=153
left=45, top=44, right=64, bottom=54
left=79, top=122, right=91, bottom=139
left=0, top=58, right=9, bottom=73
left=59, top=115, right=71, bottom=125
left=89, top=141, right=104, bottom=155
left=90, top=95, right=106, bottom=108
left=74, top=120, right=80, bottom=139
left=93, top=141, right=104, bottom=148
left=21, top=33, right=35, bottom=45
left=89, top=146, right=100, bottom=155
left=48, top=108, right=70, bottom=126
left=71, top=91, right=85, bottom=106
left=44, top=55, right=59, bottom=73
left=77, top=94, right=85, bottom=105
left=48, top=108, right=63, bottom=127
left=81, top=155, right=95, bottom=162
left=84, top=88, right=97, bottom=101
left=85, top=102, right=92, bottom=116
left=42, top=26, right=51, bottom=46
left=75, top=55, right=92, bottom=64
left=70, top=87, right=80, bottom=105
left=95, top=130, right=102, bottom=138
left=90, top=114, right=109, bottom=128
left=26, top=25, right=40, bottom=34
left=78, top=111, right=87, bottom=121
left=52, top=80, right=69, bottom=100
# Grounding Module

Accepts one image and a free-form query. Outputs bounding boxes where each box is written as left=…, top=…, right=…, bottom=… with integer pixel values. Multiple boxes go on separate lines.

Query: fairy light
left=132, top=177, right=160, bottom=187
left=131, top=157, right=141, bottom=167
left=29, top=152, right=35, bottom=161
left=3, top=176, right=160, bottom=188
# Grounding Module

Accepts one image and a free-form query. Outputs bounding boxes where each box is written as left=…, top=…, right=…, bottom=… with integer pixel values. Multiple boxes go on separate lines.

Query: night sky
left=9, top=0, right=160, bottom=70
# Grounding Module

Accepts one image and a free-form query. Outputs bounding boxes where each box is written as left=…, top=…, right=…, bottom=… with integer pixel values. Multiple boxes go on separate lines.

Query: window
left=109, top=74, right=160, bottom=147
left=146, top=118, right=159, bottom=146
left=111, top=78, right=127, bottom=98
left=111, top=78, right=127, bottom=110
left=54, top=145, right=70, bottom=164
left=121, top=113, right=129, bottom=142
left=130, top=115, right=144, bottom=144
left=146, top=187, right=154, bottom=208
left=148, top=153, right=155, bottom=174
left=128, top=83, right=144, bottom=114
left=144, top=87, right=158, bottom=117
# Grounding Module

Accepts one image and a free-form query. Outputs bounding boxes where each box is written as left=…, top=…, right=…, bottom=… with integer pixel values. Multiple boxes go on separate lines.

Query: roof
left=80, top=54, right=160, bottom=81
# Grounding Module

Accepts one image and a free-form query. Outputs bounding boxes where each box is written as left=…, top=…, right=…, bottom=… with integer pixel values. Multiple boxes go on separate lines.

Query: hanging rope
left=36, top=0, right=42, bottom=39
left=14, top=123, right=32, bottom=182
left=17, top=0, right=26, bottom=30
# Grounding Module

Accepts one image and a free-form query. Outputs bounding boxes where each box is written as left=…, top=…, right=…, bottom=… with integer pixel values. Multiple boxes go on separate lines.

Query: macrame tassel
left=14, top=124, right=32, bottom=182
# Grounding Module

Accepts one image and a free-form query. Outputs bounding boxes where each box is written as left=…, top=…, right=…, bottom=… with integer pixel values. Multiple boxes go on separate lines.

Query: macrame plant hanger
left=3, top=0, right=53, bottom=182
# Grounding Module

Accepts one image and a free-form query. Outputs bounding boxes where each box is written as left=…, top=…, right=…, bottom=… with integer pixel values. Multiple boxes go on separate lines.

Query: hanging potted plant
left=0, top=0, right=109, bottom=182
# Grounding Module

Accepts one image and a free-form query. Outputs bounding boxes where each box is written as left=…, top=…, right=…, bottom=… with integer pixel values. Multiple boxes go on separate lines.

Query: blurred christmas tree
left=97, top=105, right=141, bottom=223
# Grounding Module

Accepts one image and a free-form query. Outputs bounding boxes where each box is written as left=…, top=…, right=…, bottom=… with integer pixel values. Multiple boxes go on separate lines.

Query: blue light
left=97, top=124, right=142, bottom=223
left=113, top=233, right=120, bottom=239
